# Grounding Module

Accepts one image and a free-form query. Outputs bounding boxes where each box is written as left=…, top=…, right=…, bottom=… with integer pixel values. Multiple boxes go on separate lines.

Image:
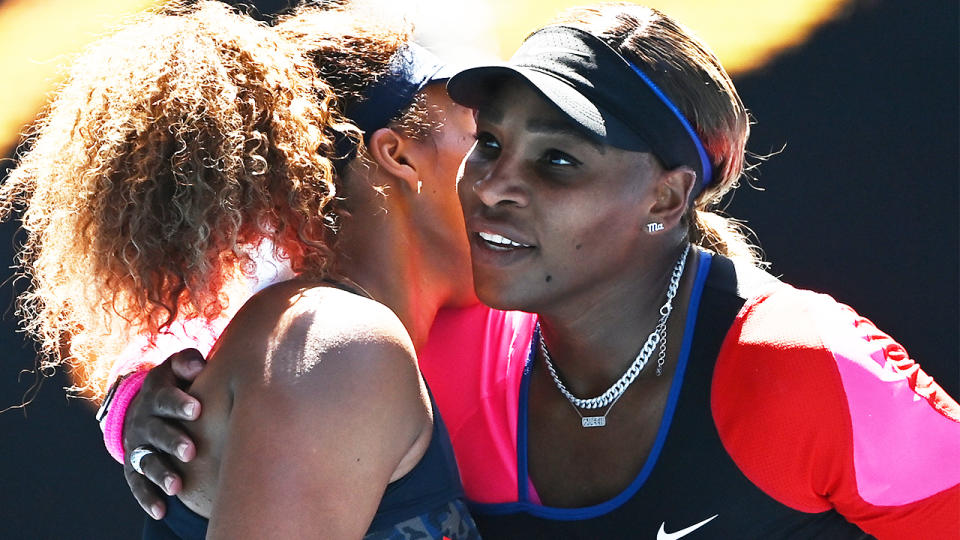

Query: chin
left=473, top=280, right=533, bottom=313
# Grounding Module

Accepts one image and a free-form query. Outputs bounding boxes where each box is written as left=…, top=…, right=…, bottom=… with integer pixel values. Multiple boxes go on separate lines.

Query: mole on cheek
left=575, top=244, right=582, bottom=250
left=545, top=275, right=553, bottom=283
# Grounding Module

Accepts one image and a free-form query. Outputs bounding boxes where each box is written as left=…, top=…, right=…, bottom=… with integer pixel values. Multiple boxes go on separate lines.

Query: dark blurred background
left=0, top=0, right=956, bottom=537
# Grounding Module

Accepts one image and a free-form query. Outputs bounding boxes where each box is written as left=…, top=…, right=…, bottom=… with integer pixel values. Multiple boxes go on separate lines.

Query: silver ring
left=129, top=444, right=157, bottom=475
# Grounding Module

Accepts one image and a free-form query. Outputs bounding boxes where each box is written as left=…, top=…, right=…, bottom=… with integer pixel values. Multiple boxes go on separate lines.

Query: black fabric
left=447, top=25, right=712, bottom=188
left=142, top=496, right=205, bottom=540
left=367, top=385, right=466, bottom=533
left=471, top=255, right=872, bottom=539
left=142, top=388, right=468, bottom=539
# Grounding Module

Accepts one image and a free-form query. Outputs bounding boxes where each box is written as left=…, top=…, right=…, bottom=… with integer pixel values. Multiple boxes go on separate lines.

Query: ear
left=366, top=127, right=421, bottom=193
left=647, top=166, right=697, bottom=230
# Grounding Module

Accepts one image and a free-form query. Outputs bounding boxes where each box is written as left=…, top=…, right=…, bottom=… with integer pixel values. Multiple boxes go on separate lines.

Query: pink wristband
left=103, top=370, right=149, bottom=464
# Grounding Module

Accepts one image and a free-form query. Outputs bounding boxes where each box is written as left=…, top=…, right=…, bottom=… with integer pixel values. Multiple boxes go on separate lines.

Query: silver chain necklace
left=539, top=246, right=689, bottom=427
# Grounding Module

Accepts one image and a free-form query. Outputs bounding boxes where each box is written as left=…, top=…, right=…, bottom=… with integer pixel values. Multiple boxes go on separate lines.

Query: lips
left=465, top=218, right=537, bottom=265
left=478, top=231, right=534, bottom=250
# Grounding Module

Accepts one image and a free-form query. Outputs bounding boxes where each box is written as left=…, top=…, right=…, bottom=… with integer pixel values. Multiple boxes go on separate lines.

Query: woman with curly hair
left=2, top=1, right=480, bottom=538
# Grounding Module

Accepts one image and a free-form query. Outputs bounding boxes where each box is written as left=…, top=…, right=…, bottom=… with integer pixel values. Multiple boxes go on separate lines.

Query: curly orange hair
left=0, top=1, right=355, bottom=398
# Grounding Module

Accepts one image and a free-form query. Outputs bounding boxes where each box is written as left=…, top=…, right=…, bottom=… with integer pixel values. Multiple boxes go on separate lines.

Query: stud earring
left=646, top=222, right=664, bottom=233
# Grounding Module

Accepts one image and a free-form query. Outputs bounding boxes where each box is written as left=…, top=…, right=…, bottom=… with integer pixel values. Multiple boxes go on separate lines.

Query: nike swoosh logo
left=656, top=514, right=719, bottom=540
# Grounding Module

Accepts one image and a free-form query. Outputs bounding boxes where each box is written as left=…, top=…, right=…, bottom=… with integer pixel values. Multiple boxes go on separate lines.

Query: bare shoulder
left=212, top=280, right=419, bottom=395
left=200, top=281, right=432, bottom=537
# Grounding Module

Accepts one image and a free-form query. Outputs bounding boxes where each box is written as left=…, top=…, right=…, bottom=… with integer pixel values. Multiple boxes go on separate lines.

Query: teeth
left=479, top=231, right=531, bottom=248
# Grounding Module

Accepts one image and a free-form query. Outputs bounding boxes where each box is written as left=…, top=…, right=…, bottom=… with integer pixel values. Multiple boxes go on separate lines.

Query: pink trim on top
left=527, top=478, right=542, bottom=505
left=104, top=370, right=149, bottom=463
left=818, top=304, right=960, bottom=506
left=419, top=305, right=537, bottom=503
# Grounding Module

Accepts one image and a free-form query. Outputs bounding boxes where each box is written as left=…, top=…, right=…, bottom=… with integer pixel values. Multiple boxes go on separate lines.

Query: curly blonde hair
left=0, top=1, right=354, bottom=398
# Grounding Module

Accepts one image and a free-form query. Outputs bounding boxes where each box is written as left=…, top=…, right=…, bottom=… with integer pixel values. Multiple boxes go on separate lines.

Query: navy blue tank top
left=143, top=389, right=479, bottom=539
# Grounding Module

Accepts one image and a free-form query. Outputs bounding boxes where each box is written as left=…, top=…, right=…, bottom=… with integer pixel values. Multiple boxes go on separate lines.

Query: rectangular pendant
left=581, top=416, right=606, bottom=428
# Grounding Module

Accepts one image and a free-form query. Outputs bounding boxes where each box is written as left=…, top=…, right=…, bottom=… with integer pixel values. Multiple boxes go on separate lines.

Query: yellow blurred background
left=0, top=0, right=853, bottom=156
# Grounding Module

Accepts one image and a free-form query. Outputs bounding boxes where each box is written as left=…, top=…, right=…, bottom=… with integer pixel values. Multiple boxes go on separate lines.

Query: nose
left=471, top=165, right=530, bottom=210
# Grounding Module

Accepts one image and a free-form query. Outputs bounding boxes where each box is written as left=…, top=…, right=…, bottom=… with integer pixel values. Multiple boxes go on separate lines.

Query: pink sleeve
left=102, top=370, right=149, bottom=463
left=713, top=289, right=960, bottom=539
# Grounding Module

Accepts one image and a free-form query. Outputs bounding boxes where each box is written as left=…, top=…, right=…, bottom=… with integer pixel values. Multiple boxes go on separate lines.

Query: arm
left=118, top=350, right=207, bottom=519
left=102, top=316, right=228, bottom=518
left=713, top=290, right=960, bottom=539
left=100, top=351, right=204, bottom=462
left=206, top=292, right=429, bottom=538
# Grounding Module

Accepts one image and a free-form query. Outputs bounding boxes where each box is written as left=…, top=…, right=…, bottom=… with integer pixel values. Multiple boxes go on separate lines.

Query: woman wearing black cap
left=446, top=4, right=960, bottom=538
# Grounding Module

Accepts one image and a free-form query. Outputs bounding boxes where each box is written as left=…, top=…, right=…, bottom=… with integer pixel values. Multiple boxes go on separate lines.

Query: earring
left=417, top=179, right=422, bottom=194
left=646, top=222, right=664, bottom=233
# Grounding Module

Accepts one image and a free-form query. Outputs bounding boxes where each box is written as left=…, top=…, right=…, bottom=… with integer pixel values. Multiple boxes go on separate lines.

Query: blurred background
left=0, top=0, right=956, bottom=536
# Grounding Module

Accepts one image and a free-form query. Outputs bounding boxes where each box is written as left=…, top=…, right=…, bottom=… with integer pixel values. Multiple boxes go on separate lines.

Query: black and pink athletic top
left=419, top=252, right=960, bottom=539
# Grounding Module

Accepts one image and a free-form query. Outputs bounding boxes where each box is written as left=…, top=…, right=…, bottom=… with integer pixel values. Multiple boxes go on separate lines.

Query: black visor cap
left=447, top=25, right=711, bottom=187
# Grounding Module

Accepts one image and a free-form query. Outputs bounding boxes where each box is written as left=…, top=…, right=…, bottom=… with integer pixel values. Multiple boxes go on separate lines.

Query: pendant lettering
left=581, top=416, right=606, bottom=428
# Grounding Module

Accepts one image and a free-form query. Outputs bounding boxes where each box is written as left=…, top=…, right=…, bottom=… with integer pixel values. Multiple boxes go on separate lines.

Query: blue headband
left=347, top=43, right=450, bottom=141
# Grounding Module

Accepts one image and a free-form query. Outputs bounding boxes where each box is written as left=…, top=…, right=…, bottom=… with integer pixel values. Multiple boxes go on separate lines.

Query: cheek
left=456, top=169, right=473, bottom=209
left=440, top=145, right=471, bottom=185
left=427, top=138, right=472, bottom=199
left=439, top=112, right=477, bottom=164
left=457, top=152, right=483, bottom=204
left=435, top=132, right=475, bottom=185
left=550, top=199, right=639, bottom=254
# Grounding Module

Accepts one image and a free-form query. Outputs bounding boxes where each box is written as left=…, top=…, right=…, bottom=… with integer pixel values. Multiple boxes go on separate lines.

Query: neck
left=537, top=244, right=696, bottom=397
left=332, top=191, right=454, bottom=352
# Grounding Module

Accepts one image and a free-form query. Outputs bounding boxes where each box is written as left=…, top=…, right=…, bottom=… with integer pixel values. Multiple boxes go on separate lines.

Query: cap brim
left=447, top=65, right=649, bottom=151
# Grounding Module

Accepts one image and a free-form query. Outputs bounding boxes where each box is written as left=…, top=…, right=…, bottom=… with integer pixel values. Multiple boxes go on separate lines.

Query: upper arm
left=206, top=290, right=428, bottom=539
left=713, top=290, right=960, bottom=538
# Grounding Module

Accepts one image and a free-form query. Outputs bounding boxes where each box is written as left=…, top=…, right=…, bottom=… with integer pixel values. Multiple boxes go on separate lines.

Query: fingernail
left=188, top=359, right=204, bottom=372
left=164, top=476, right=175, bottom=494
left=150, top=504, right=163, bottom=520
left=177, top=442, right=190, bottom=461
left=183, top=402, right=197, bottom=418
